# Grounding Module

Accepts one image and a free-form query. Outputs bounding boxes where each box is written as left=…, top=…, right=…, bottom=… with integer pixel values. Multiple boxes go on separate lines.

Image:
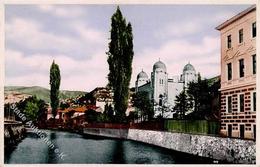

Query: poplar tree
left=107, top=6, right=134, bottom=122
left=50, top=60, right=61, bottom=119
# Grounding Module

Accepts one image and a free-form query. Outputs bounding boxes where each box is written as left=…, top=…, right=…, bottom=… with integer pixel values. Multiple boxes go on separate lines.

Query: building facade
left=216, top=5, right=256, bottom=140
left=135, top=60, right=198, bottom=117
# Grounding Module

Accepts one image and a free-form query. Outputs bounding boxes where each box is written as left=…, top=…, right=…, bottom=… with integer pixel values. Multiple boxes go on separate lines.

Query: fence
left=85, top=123, right=129, bottom=129
left=83, top=120, right=220, bottom=135
left=164, top=120, right=220, bottom=135
left=130, top=121, right=164, bottom=131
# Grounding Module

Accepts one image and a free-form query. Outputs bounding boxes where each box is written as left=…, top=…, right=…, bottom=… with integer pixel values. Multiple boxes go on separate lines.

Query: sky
left=5, top=4, right=251, bottom=91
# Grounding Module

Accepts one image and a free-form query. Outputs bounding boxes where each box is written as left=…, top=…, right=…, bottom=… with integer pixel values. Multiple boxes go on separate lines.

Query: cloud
left=155, top=9, right=241, bottom=39
left=131, top=35, right=220, bottom=86
left=6, top=49, right=108, bottom=91
left=6, top=17, right=106, bottom=54
left=6, top=17, right=78, bottom=52
left=156, top=21, right=202, bottom=38
left=71, top=21, right=106, bottom=44
left=38, top=5, right=85, bottom=18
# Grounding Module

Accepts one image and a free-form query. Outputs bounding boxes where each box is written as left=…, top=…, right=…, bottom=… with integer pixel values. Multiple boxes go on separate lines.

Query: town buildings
left=135, top=60, right=198, bottom=117
left=216, top=5, right=256, bottom=139
left=4, top=92, right=32, bottom=122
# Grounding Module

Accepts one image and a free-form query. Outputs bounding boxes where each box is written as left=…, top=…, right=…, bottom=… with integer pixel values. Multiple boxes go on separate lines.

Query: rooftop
left=216, top=5, right=256, bottom=30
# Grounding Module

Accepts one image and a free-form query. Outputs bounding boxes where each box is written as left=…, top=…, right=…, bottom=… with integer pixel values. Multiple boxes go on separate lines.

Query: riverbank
left=5, top=129, right=215, bottom=164
left=83, top=128, right=256, bottom=164
left=4, top=122, right=26, bottom=149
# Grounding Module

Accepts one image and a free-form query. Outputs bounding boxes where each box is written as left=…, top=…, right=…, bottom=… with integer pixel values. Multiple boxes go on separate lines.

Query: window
left=251, top=92, right=256, bottom=112
left=238, top=94, right=244, bottom=112
left=227, top=35, right=232, bottom=48
left=252, top=22, right=256, bottom=38
left=159, top=79, right=164, bottom=85
left=239, top=29, right=243, bottom=43
left=227, top=96, right=232, bottom=113
left=228, top=124, right=232, bottom=137
left=227, top=63, right=232, bottom=80
left=252, top=54, right=256, bottom=74
left=240, top=124, right=245, bottom=139
left=239, top=59, right=244, bottom=78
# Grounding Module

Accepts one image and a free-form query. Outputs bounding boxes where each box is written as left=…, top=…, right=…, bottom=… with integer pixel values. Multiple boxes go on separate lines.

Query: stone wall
left=4, top=123, right=26, bottom=147
left=83, top=128, right=256, bottom=164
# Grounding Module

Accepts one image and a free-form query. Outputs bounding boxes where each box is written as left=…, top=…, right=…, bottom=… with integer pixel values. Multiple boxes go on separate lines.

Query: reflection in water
left=47, top=132, right=58, bottom=163
left=5, top=130, right=217, bottom=164
left=112, top=140, right=125, bottom=164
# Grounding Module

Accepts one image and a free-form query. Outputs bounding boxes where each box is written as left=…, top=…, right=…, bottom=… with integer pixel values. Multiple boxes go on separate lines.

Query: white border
left=1, top=0, right=259, bottom=167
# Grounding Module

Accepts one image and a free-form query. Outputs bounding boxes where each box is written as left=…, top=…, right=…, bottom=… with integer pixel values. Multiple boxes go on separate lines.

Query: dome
left=137, top=70, right=148, bottom=79
left=153, top=60, right=166, bottom=71
left=183, top=63, right=195, bottom=72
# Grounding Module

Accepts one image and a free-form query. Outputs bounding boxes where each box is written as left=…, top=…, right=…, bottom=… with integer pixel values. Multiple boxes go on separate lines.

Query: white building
left=135, top=60, right=198, bottom=118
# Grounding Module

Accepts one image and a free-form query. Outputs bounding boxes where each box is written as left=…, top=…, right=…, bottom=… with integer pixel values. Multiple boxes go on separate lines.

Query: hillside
left=4, top=86, right=86, bottom=103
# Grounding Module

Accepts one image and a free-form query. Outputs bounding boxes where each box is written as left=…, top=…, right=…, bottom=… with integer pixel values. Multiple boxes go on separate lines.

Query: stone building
left=135, top=60, right=198, bottom=118
left=216, top=5, right=256, bottom=139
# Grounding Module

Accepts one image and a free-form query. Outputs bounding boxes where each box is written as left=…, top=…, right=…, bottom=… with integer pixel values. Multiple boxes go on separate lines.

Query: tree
left=104, top=104, right=114, bottom=122
left=36, top=99, right=48, bottom=121
left=85, top=109, right=98, bottom=123
left=174, top=91, right=191, bottom=119
left=107, top=6, right=134, bottom=122
left=15, top=96, right=47, bottom=123
left=24, top=101, right=39, bottom=122
left=132, top=91, right=153, bottom=121
left=60, top=101, right=70, bottom=110
left=50, top=60, right=61, bottom=119
left=186, top=73, right=212, bottom=119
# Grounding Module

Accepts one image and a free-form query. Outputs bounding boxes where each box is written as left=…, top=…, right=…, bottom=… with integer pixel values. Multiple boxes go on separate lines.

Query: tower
left=151, top=60, right=168, bottom=105
left=181, top=62, right=197, bottom=88
left=135, top=70, right=149, bottom=92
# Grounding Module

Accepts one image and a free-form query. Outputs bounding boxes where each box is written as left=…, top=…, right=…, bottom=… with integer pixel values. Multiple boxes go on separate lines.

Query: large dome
left=153, top=60, right=166, bottom=71
left=183, top=63, right=195, bottom=72
left=137, top=70, right=148, bottom=79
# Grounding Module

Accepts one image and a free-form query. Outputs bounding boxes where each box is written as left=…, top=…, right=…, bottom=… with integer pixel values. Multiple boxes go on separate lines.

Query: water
left=5, top=130, right=216, bottom=164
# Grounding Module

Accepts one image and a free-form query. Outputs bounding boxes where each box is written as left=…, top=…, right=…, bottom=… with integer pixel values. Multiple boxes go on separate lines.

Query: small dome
left=153, top=60, right=166, bottom=71
left=137, top=70, right=148, bottom=79
left=183, top=63, right=195, bottom=72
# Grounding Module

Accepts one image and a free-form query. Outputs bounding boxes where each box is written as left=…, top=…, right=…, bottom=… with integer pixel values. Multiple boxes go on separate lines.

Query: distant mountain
left=4, top=86, right=87, bottom=103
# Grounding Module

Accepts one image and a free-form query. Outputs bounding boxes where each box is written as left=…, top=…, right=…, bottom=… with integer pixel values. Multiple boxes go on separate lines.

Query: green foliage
left=15, top=96, right=48, bottom=122
left=174, top=91, right=192, bottom=119
left=107, top=6, right=134, bottom=122
left=104, top=104, right=114, bottom=122
left=60, top=101, right=70, bottom=110
left=132, top=91, right=153, bottom=121
left=85, top=109, right=98, bottom=123
left=50, top=61, right=61, bottom=119
left=127, top=111, right=138, bottom=122
left=164, top=120, right=220, bottom=135
left=25, top=101, right=39, bottom=121
left=186, top=74, right=212, bottom=119
left=97, top=113, right=110, bottom=123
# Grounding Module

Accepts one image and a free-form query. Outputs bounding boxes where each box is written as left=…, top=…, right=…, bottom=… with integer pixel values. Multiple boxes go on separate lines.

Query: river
left=5, top=130, right=217, bottom=164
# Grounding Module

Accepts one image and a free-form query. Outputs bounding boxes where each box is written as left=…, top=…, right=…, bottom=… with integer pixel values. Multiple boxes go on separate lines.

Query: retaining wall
left=83, top=128, right=255, bottom=164
left=4, top=123, right=26, bottom=148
